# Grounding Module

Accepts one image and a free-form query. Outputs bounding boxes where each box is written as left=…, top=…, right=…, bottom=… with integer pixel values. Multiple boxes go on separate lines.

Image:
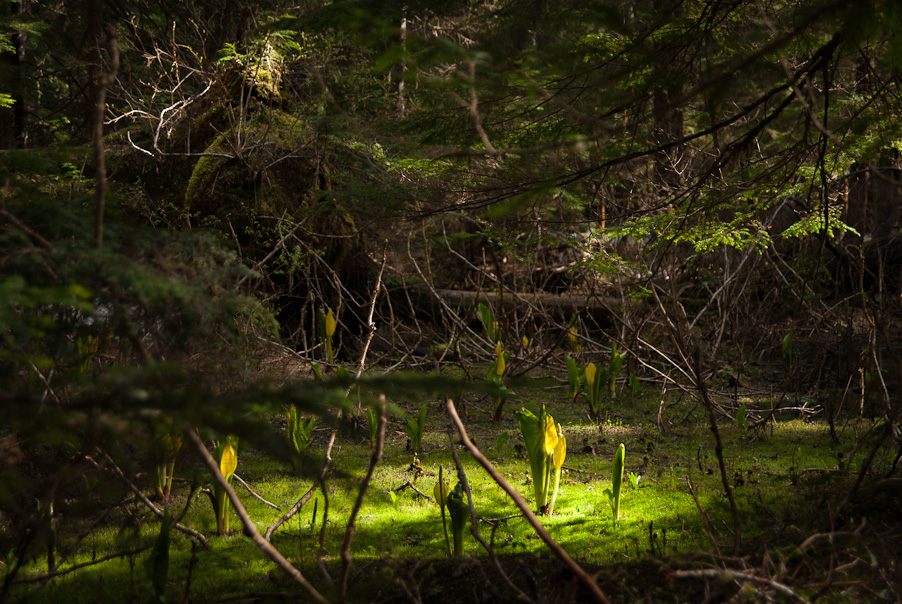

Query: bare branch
left=185, top=431, right=329, bottom=604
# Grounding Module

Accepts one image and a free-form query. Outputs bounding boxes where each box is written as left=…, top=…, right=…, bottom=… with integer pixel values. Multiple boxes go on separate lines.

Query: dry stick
left=186, top=431, right=330, bottom=604
left=87, top=453, right=208, bottom=547
left=350, top=241, right=388, bottom=391
left=391, top=480, right=433, bottom=502
left=316, top=450, right=334, bottom=585
left=445, top=399, right=611, bottom=604
left=337, top=399, right=387, bottom=603
left=693, top=351, right=742, bottom=556
left=686, top=478, right=723, bottom=559
left=232, top=474, right=281, bottom=510
left=0, top=208, right=53, bottom=249
left=652, top=288, right=741, bottom=553
left=12, top=547, right=150, bottom=585
left=91, top=24, right=119, bottom=250
left=265, top=432, right=337, bottom=541
left=670, top=569, right=812, bottom=604
left=444, top=404, right=534, bottom=604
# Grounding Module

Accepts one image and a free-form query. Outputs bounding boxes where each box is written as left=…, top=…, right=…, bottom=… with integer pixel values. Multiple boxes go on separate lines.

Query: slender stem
left=87, top=453, right=207, bottom=547
left=438, top=466, right=452, bottom=557
left=337, top=398, right=386, bottom=602
left=265, top=432, right=336, bottom=541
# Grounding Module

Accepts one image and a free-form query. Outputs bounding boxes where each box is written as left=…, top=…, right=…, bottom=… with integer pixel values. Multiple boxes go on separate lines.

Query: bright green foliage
left=604, top=443, right=626, bottom=526
left=565, top=355, right=583, bottom=402
left=477, top=302, right=498, bottom=342
left=736, top=404, right=747, bottom=432
left=446, top=482, right=469, bottom=556
left=516, top=405, right=565, bottom=514
left=627, top=471, right=641, bottom=491
left=211, top=436, right=239, bottom=535
left=0, top=93, right=14, bottom=109
left=404, top=405, right=428, bottom=454
left=608, top=343, right=627, bottom=398
left=286, top=406, right=315, bottom=474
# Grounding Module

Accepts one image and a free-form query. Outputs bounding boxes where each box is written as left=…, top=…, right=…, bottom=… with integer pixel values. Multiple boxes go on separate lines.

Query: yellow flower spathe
left=585, top=362, right=597, bottom=386
left=495, top=342, right=505, bottom=376
left=325, top=308, right=337, bottom=338
left=543, top=415, right=558, bottom=457
left=220, top=443, right=237, bottom=482
left=553, top=426, right=566, bottom=470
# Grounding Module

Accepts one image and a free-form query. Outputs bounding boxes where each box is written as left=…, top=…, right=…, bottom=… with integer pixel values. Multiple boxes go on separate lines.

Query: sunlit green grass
left=8, top=375, right=893, bottom=603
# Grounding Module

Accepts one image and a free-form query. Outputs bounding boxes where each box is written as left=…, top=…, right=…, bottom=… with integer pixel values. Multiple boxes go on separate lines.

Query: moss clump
left=184, top=108, right=362, bottom=280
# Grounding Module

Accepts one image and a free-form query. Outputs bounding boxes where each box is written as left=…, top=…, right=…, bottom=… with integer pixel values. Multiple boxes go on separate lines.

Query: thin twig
left=444, top=400, right=533, bottom=604
left=0, top=209, right=52, bottom=248
left=445, top=398, right=611, bottom=604
left=337, top=397, right=387, bottom=603
left=11, top=547, right=150, bottom=585
left=265, top=432, right=337, bottom=541
left=233, top=474, right=281, bottom=510
left=87, top=453, right=208, bottom=547
left=391, top=480, right=434, bottom=502
left=670, top=568, right=812, bottom=604
left=686, top=478, right=722, bottom=558
left=186, top=431, right=329, bottom=604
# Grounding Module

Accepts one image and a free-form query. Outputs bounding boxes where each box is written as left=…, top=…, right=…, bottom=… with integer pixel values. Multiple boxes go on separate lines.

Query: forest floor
left=7, top=354, right=902, bottom=604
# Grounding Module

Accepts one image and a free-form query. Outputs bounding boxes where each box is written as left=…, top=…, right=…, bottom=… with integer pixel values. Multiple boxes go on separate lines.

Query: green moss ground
left=7, top=372, right=897, bottom=603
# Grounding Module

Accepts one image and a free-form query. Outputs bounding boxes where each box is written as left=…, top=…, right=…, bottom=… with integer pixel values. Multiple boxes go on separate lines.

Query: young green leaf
left=477, top=302, right=497, bottom=342
left=610, top=443, right=625, bottom=525
left=434, top=466, right=452, bottom=556
left=447, top=482, right=469, bottom=556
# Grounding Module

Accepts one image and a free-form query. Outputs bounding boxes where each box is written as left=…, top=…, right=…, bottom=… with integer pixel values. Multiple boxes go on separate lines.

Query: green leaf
left=447, top=482, right=469, bottom=556
left=516, top=405, right=555, bottom=511
left=477, top=302, right=497, bottom=342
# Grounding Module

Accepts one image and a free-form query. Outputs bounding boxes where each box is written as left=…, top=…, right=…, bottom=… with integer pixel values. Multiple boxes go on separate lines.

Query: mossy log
left=391, top=285, right=619, bottom=329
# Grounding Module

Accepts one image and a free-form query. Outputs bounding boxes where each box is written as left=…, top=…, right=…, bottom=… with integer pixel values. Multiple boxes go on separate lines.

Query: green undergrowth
left=7, top=374, right=894, bottom=603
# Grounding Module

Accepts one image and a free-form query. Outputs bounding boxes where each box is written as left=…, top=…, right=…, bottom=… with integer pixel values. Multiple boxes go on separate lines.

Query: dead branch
left=444, top=401, right=533, bottom=604
left=445, top=398, right=611, bottom=604
left=670, top=568, right=811, bottom=604
left=86, top=453, right=208, bottom=547
left=265, top=431, right=336, bottom=541
left=233, top=474, right=281, bottom=511
left=186, top=430, right=329, bottom=604
left=337, top=396, right=387, bottom=603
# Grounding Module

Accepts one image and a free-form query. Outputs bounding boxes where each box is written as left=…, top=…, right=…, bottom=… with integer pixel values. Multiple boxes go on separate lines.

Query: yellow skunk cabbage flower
left=219, top=442, right=237, bottom=482
left=495, top=342, right=505, bottom=376
left=522, top=335, right=530, bottom=350
left=585, top=363, right=596, bottom=386
left=553, top=426, right=566, bottom=470
left=325, top=307, right=337, bottom=338
left=549, top=425, right=566, bottom=515
left=543, top=415, right=558, bottom=457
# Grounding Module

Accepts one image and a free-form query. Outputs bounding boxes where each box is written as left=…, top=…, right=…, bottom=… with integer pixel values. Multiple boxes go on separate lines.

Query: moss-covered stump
left=184, top=109, right=362, bottom=278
